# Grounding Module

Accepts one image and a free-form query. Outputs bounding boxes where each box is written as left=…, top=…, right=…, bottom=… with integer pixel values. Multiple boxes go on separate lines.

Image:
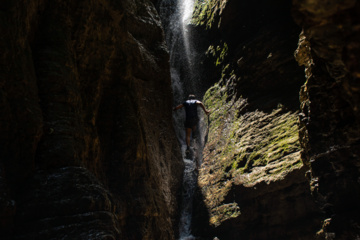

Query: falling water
left=158, top=0, right=197, bottom=102
left=157, top=0, right=203, bottom=239
left=181, top=0, right=195, bottom=70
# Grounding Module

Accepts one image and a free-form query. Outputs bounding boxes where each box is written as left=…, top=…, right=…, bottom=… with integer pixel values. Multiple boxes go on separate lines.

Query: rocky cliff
left=1, top=0, right=359, bottom=239
left=0, top=0, right=183, bottom=239
left=293, top=1, right=360, bottom=239
left=189, top=0, right=360, bottom=239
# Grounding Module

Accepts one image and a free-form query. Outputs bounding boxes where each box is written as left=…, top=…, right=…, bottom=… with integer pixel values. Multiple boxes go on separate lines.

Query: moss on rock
left=192, top=0, right=227, bottom=29
left=192, top=0, right=322, bottom=239
left=200, top=74, right=303, bottom=226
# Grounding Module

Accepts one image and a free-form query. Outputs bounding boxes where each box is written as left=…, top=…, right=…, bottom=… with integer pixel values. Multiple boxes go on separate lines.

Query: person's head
left=188, top=94, right=196, bottom=100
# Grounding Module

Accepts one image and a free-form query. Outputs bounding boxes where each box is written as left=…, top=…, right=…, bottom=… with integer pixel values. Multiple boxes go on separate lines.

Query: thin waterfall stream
left=157, top=0, right=205, bottom=239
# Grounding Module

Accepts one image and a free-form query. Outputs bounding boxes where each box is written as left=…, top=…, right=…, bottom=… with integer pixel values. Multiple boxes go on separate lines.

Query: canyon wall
left=293, top=1, right=360, bottom=239
left=0, top=0, right=183, bottom=239
left=190, top=0, right=339, bottom=239
left=1, top=0, right=359, bottom=239
left=190, top=0, right=360, bottom=239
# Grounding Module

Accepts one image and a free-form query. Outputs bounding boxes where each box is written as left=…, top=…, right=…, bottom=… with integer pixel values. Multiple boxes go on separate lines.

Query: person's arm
left=173, top=104, right=184, bottom=111
left=197, top=101, right=210, bottom=115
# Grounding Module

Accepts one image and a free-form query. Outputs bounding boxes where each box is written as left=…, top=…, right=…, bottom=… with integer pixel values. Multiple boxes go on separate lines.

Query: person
left=173, top=94, right=210, bottom=154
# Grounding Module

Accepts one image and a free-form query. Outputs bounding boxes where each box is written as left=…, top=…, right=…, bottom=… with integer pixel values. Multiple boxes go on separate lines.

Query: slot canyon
left=0, top=0, right=359, bottom=239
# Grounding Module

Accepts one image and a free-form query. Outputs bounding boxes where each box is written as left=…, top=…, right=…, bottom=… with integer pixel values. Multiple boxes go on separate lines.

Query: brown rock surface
left=293, top=0, right=360, bottom=239
left=0, top=0, right=183, bottom=239
left=190, top=0, right=323, bottom=239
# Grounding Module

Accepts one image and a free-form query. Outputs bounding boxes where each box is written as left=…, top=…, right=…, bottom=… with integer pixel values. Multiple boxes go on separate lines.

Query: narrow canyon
left=0, top=0, right=359, bottom=240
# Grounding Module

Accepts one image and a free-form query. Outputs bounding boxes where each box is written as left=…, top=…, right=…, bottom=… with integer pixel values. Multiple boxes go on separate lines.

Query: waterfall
left=181, top=0, right=195, bottom=71
left=158, top=0, right=197, bottom=101
left=157, top=0, right=205, bottom=239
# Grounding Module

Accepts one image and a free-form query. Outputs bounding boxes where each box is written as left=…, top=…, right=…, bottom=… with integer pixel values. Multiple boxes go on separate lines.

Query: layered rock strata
left=190, top=0, right=323, bottom=239
left=0, top=0, right=183, bottom=239
left=293, top=0, right=360, bottom=239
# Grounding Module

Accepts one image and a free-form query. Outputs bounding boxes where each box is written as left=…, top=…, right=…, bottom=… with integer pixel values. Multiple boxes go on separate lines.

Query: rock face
left=188, top=0, right=360, bottom=239
left=293, top=1, right=360, bottom=239
left=2, top=0, right=359, bottom=239
left=0, top=0, right=183, bottom=239
left=190, top=0, right=323, bottom=239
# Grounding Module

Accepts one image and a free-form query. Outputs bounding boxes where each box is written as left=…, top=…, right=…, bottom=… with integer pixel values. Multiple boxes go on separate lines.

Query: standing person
left=173, top=94, right=210, bottom=154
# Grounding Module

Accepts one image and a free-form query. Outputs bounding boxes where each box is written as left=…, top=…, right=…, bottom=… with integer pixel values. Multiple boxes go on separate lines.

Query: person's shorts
left=184, top=118, right=199, bottom=128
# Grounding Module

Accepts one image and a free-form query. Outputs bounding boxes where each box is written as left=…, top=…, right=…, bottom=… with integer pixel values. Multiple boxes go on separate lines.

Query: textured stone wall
left=0, top=0, right=183, bottom=239
left=190, top=0, right=323, bottom=239
left=293, top=0, right=360, bottom=239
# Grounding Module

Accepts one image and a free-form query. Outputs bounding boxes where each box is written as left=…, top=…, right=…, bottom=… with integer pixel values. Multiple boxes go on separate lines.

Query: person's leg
left=192, top=125, right=197, bottom=139
left=186, top=128, right=192, bottom=147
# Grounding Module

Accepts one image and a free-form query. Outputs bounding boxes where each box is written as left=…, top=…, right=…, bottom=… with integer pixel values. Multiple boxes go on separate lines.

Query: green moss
left=236, top=111, right=301, bottom=174
left=204, top=83, right=228, bottom=123
left=198, top=1, right=305, bottom=224
left=192, top=0, right=217, bottom=28
left=206, top=42, right=228, bottom=67
left=210, top=203, right=241, bottom=227
left=192, top=0, right=228, bottom=29
left=201, top=74, right=303, bottom=227
left=204, top=82, right=301, bottom=175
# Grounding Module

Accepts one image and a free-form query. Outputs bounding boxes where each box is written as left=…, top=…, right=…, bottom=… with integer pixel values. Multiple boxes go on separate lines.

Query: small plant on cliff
left=206, top=42, right=228, bottom=66
left=192, top=0, right=224, bottom=28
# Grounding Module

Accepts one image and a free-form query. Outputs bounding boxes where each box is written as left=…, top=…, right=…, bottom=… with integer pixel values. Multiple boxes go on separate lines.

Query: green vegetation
left=201, top=82, right=303, bottom=228
left=192, top=0, right=226, bottom=29
left=196, top=0, right=303, bottom=227
left=204, top=73, right=301, bottom=171
left=201, top=78, right=303, bottom=224
left=210, top=203, right=241, bottom=227
left=247, top=112, right=298, bottom=172
left=221, top=108, right=301, bottom=175
left=206, top=42, right=228, bottom=66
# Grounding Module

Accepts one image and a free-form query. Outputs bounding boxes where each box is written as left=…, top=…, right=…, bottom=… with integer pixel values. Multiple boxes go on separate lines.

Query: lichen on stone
left=200, top=72, right=304, bottom=226
left=191, top=0, right=227, bottom=29
left=206, top=42, right=228, bottom=66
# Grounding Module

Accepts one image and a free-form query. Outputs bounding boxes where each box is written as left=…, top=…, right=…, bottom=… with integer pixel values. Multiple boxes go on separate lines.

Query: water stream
left=157, top=0, right=204, bottom=239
